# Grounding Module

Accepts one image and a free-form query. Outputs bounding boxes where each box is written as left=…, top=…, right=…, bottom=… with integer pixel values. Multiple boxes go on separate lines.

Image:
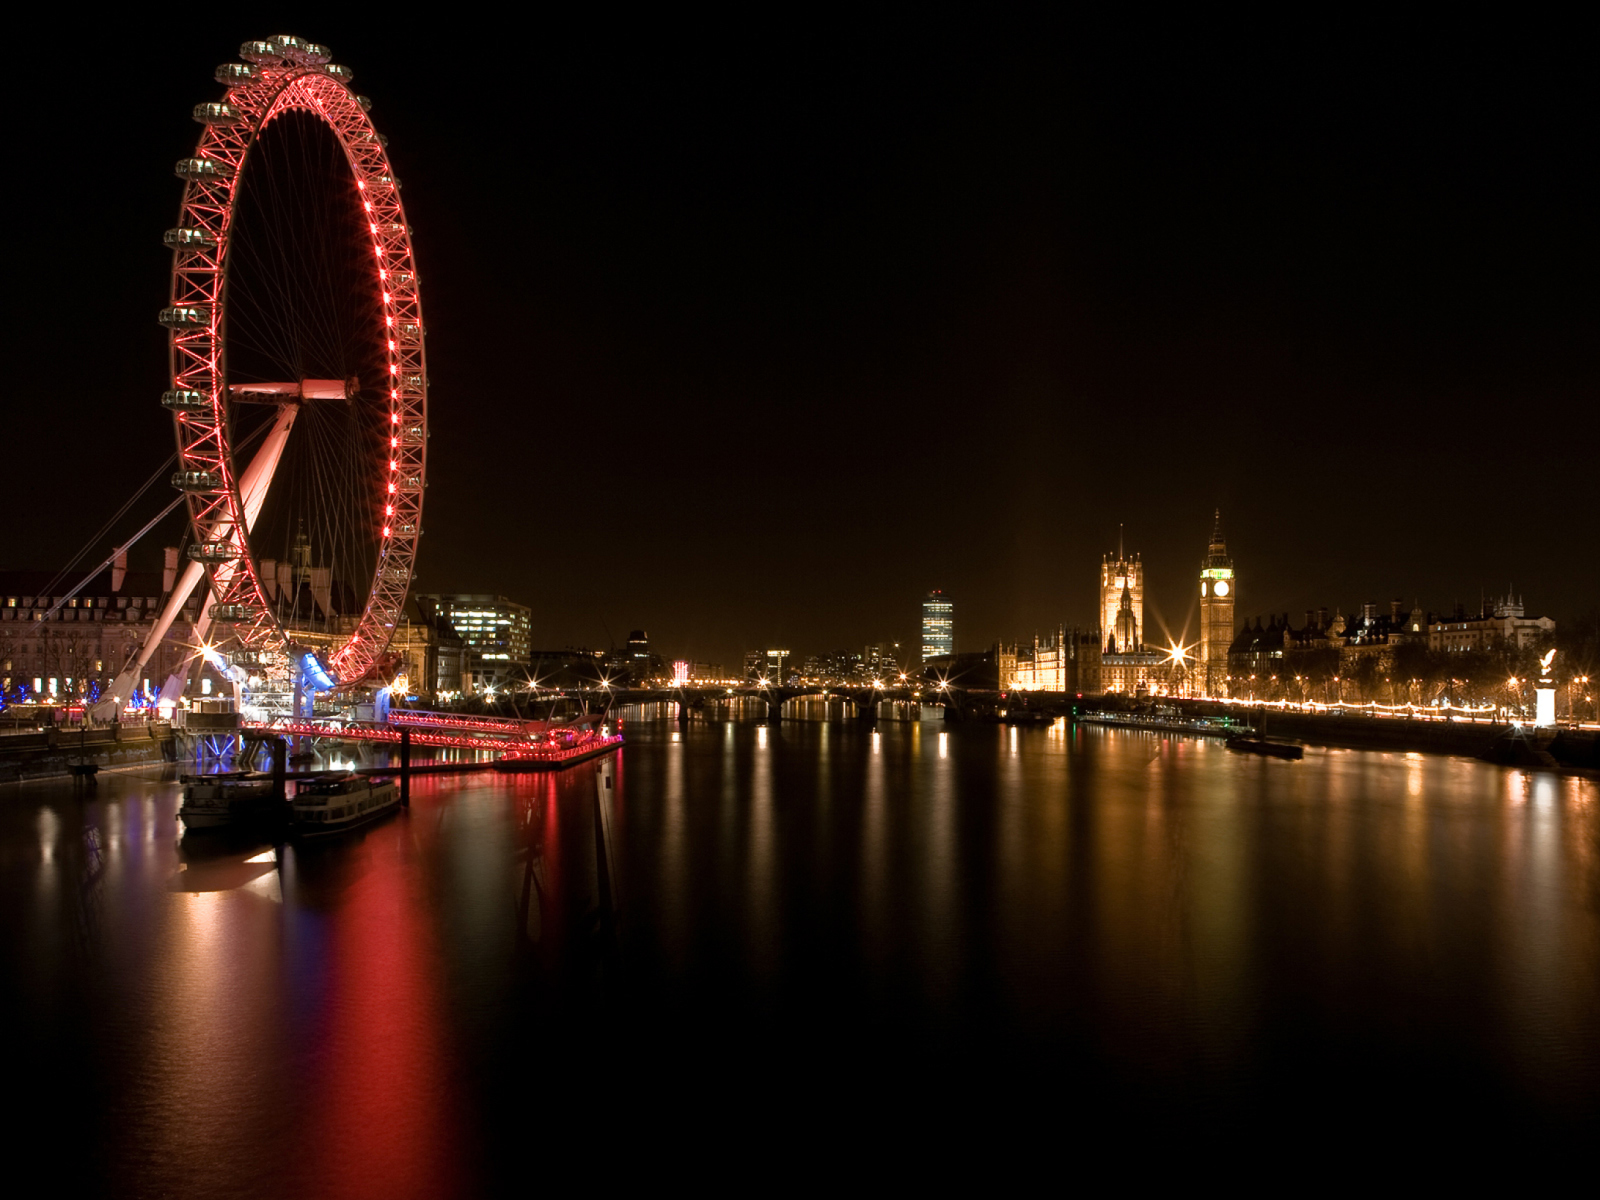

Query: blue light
left=300, top=652, right=337, bottom=692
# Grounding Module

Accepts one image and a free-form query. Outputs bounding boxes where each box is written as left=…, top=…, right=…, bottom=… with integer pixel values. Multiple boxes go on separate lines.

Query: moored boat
left=1225, top=734, right=1304, bottom=760
left=178, top=772, right=286, bottom=829
left=290, top=772, right=401, bottom=836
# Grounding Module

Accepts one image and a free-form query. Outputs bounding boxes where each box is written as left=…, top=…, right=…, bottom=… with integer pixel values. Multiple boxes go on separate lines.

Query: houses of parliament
left=998, top=512, right=1236, bottom=698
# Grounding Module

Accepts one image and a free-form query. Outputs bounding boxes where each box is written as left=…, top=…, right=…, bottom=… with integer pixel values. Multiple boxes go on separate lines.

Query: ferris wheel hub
left=229, top=378, right=358, bottom=402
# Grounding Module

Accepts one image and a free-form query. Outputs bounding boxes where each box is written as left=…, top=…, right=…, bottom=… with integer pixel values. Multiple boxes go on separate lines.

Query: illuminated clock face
left=1214, top=579, right=1230, bottom=597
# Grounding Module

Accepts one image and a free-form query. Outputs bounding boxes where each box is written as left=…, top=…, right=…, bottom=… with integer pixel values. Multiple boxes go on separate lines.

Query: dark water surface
left=5, top=716, right=1598, bottom=1192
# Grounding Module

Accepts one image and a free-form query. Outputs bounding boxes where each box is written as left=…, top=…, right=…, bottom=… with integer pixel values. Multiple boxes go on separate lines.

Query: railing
left=387, top=709, right=540, bottom=735
left=242, top=719, right=528, bottom=752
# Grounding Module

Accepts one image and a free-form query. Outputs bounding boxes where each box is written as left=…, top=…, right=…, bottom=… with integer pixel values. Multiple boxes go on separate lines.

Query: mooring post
left=400, top=727, right=411, bottom=808
left=270, top=736, right=286, bottom=803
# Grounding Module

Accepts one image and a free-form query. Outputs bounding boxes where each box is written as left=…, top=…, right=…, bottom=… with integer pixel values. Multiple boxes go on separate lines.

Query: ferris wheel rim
left=165, top=45, right=426, bottom=687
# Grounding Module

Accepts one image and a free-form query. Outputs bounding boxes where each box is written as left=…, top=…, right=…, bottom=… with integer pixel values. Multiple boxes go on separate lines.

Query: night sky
left=6, top=16, right=1597, bottom=667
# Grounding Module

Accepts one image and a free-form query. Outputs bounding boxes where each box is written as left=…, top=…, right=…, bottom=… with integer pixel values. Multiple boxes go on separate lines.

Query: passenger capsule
left=164, top=228, right=217, bottom=251
left=274, top=34, right=330, bottom=65
left=395, top=321, right=423, bottom=339
left=355, top=94, right=372, bottom=112
left=399, top=374, right=425, bottom=392
left=323, top=63, right=353, bottom=84
left=240, top=40, right=283, bottom=64
left=192, top=102, right=239, bottom=126
left=373, top=173, right=398, bottom=189
left=158, top=305, right=210, bottom=329
left=186, top=542, right=240, bottom=563
left=175, top=157, right=231, bottom=182
left=215, top=62, right=256, bottom=85
left=172, top=470, right=223, bottom=492
left=161, top=389, right=210, bottom=412
left=209, top=603, right=252, bottom=622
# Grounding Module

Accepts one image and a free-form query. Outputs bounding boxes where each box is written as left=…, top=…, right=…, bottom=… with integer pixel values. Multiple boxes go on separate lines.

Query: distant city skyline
left=2, top=21, right=1596, bottom=675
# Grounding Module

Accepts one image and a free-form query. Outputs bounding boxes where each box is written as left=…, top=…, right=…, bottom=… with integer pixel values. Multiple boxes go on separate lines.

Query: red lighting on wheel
left=159, top=54, right=431, bottom=689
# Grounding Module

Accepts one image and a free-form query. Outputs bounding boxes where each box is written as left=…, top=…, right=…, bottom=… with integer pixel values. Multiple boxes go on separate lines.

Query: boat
left=495, top=714, right=624, bottom=772
left=1225, top=734, right=1304, bottom=760
left=290, top=772, right=401, bottom=836
left=1080, top=708, right=1241, bottom=738
left=1001, top=710, right=1056, bottom=727
left=178, top=772, right=286, bottom=829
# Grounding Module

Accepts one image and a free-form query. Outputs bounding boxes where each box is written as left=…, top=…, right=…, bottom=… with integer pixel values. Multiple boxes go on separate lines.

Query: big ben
left=1198, top=510, right=1235, bottom=698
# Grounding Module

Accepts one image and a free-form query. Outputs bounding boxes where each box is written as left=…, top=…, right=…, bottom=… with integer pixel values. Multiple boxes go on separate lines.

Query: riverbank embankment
left=1184, top=701, right=1600, bottom=771
left=0, top=722, right=177, bottom=783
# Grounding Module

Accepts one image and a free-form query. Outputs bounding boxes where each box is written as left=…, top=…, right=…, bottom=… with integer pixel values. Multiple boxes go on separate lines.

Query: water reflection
left=4, top=717, right=1599, bottom=1192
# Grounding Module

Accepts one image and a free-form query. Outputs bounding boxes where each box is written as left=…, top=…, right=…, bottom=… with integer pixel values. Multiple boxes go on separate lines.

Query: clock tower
left=1198, top=510, right=1235, bottom=698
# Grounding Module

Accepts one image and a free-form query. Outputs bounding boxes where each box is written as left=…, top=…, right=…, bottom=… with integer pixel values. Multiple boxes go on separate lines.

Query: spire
left=1202, top=508, right=1232, bottom=571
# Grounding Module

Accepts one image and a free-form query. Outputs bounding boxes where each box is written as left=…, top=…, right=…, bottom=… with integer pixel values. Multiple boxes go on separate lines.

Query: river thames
left=5, top=711, right=1598, bottom=1193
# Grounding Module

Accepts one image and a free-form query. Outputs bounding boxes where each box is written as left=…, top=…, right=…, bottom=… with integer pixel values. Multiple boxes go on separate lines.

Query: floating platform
left=495, top=734, right=624, bottom=772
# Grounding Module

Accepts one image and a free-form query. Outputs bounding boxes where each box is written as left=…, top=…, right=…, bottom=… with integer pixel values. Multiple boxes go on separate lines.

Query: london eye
left=107, top=34, right=428, bottom=715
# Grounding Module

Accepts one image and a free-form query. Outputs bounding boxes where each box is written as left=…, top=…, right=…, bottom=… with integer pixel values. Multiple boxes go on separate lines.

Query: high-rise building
left=921, top=590, right=954, bottom=662
left=1198, top=511, right=1235, bottom=698
left=1100, top=537, right=1144, bottom=649
left=744, top=648, right=790, bottom=682
left=416, top=594, right=532, bottom=690
left=625, top=630, right=652, bottom=681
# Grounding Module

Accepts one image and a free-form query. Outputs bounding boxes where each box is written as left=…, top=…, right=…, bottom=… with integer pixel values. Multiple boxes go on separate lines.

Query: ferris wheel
left=150, top=34, right=427, bottom=697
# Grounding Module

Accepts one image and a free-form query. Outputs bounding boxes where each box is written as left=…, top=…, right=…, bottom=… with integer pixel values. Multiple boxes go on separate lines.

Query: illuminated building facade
left=1100, top=544, right=1143, bottom=649
left=997, top=628, right=1103, bottom=693
left=1429, top=594, right=1554, bottom=653
left=998, top=629, right=1069, bottom=691
left=922, top=590, right=954, bottom=662
left=1101, top=583, right=1165, bottom=694
left=1, top=564, right=207, bottom=705
left=1198, top=511, right=1235, bottom=697
left=416, top=594, right=532, bottom=690
left=387, top=598, right=469, bottom=699
left=745, top=648, right=790, bottom=682
left=1100, top=646, right=1166, bottom=695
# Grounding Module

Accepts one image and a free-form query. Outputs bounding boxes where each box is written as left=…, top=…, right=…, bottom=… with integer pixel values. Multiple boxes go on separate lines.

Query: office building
left=416, top=594, right=531, bottom=690
left=922, top=590, right=954, bottom=662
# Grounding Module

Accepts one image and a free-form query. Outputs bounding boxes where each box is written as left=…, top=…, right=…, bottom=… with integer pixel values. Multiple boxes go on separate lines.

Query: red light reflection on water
left=294, top=785, right=473, bottom=1198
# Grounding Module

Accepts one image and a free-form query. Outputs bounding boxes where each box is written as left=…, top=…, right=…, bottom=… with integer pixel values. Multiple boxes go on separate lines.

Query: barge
left=1225, top=734, right=1305, bottom=760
